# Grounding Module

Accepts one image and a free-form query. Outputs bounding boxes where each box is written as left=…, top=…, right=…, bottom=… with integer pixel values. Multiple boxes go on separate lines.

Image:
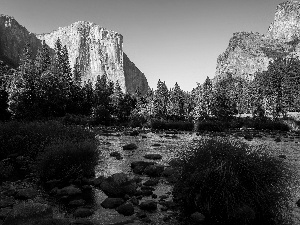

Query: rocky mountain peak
left=268, top=0, right=300, bottom=41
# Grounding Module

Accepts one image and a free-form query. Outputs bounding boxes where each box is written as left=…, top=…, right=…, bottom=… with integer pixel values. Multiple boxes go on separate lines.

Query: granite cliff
left=0, top=15, right=42, bottom=67
left=0, top=15, right=149, bottom=94
left=215, top=0, right=300, bottom=81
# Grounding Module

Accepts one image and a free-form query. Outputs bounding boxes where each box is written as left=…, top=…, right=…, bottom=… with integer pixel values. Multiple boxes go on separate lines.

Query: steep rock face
left=267, top=1, right=300, bottom=41
left=215, top=1, right=300, bottom=81
left=123, top=53, right=149, bottom=94
left=37, top=21, right=148, bottom=94
left=0, top=15, right=42, bottom=67
left=0, top=15, right=149, bottom=94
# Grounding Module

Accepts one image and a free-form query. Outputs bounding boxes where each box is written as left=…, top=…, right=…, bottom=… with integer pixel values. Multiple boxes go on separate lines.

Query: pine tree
left=7, top=42, right=40, bottom=119
left=153, top=79, right=169, bottom=119
left=169, top=82, right=185, bottom=120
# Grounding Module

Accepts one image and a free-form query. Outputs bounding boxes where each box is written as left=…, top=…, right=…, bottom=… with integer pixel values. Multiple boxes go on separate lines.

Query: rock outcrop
left=0, top=15, right=42, bottom=67
left=0, top=15, right=149, bottom=94
left=215, top=1, right=300, bottom=81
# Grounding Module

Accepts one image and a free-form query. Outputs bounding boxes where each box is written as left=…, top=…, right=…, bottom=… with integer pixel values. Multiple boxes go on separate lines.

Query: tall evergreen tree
left=154, top=79, right=169, bottom=119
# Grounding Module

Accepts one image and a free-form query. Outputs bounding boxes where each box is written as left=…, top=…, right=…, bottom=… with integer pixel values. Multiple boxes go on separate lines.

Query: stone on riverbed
left=131, top=161, right=155, bottom=175
left=101, top=198, right=125, bottom=209
left=15, top=188, right=39, bottom=200
left=139, top=200, right=157, bottom=211
left=123, top=143, right=138, bottom=150
left=116, top=203, right=135, bottom=216
left=143, top=178, right=159, bottom=186
left=110, top=151, right=122, bottom=160
left=3, top=202, right=53, bottom=225
left=57, top=185, right=82, bottom=196
left=99, top=173, right=137, bottom=197
left=143, top=154, right=162, bottom=160
left=73, top=208, right=94, bottom=218
left=144, top=165, right=165, bottom=177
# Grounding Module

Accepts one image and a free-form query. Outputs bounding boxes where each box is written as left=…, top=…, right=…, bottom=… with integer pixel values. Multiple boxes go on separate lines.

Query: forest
left=0, top=38, right=300, bottom=131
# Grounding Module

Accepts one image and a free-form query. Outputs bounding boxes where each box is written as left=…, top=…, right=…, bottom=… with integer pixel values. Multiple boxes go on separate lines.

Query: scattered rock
left=101, top=198, right=125, bottom=209
left=274, top=137, right=281, bottom=142
left=16, top=187, right=38, bottom=200
left=144, top=165, right=164, bottom=177
left=190, top=212, right=205, bottom=223
left=73, top=208, right=94, bottom=218
left=123, top=143, right=138, bottom=150
left=93, top=176, right=105, bottom=187
left=143, top=178, right=159, bottom=186
left=168, top=158, right=182, bottom=167
left=99, top=174, right=137, bottom=197
left=69, top=199, right=86, bottom=207
left=278, top=154, right=287, bottom=159
left=129, top=130, right=139, bottom=136
left=0, top=208, right=12, bottom=220
left=151, top=143, right=161, bottom=147
left=116, top=203, right=134, bottom=216
left=296, top=199, right=300, bottom=207
left=45, top=179, right=61, bottom=190
left=71, top=218, right=94, bottom=225
left=57, top=185, right=82, bottom=196
left=3, top=202, right=52, bottom=225
left=161, top=167, right=176, bottom=177
left=131, top=161, right=155, bottom=175
left=143, top=154, right=162, bottom=160
left=110, top=151, right=122, bottom=160
left=139, top=200, right=157, bottom=211
left=35, top=218, right=71, bottom=225
left=0, top=198, right=14, bottom=209
left=233, top=205, right=255, bottom=223
left=72, top=218, right=94, bottom=225
left=130, top=197, right=139, bottom=206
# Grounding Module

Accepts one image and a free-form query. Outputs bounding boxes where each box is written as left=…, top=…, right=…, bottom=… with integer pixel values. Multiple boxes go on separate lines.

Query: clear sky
left=1, top=0, right=286, bottom=91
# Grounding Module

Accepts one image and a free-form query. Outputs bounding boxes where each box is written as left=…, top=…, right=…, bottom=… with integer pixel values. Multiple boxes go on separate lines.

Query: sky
left=1, top=0, right=286, bottom=91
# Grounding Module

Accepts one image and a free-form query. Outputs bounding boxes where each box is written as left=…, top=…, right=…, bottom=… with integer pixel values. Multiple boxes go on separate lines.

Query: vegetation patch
left=173, top=137, right=295, bottom=225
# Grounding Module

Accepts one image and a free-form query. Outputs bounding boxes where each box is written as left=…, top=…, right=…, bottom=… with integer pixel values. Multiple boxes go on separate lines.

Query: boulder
left=0, top=207, right=12, bottom=220
left=68, top=199, right=86, bottom=207
left=57, top=185, right=82, bottom=196
left=110, top=151, right=122, bottom=160
left=73, top=208, right=94, bottom=218
left=190, top=212, right=205, bottom=223
left=34, top=218, right=71, bottom=225
left=71, top=219, right=94, bottom=225
left=93, top=176, right=105, bottom=187
left=144, top=165, right=164, bottom=177
left=0, top=198, right=14, bottom=209
left=139, top=201, right=157, bottom=211
left=101, top=198, right=124, bottom=209
left=116, top=203, right=134, bottom=216
left=151, top=143, right=161, bottom=147
left=143, top=178, right=159, bottom=186
left=123, top=143, right=138, bottom=150
left=131, top=161, right=155, bottom=174
left=3, top=202, right=52, bottom=225
left=15, top=188, right=39, bottom=200
left=143, top=154, right=162, bottom=160
left=99, top=174, right=137, bottom=197
left=161, top=167, right=176, bottom=177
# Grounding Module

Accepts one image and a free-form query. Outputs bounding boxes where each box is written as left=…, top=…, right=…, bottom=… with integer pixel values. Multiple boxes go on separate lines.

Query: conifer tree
left=154, top=79, right=169, bottom=119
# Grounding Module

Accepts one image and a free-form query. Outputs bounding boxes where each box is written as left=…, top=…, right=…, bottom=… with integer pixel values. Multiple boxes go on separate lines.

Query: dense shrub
left=37, top=140, right=98, bottom=182
left=173, top=137, right=295, bottom=225
left=0, top=120, right=94, bottom=161
left=62, top=113, right=91, bottom=126
left=150, top=119, right=193, bottom=131
left=194, top=120, right=227, bottom=132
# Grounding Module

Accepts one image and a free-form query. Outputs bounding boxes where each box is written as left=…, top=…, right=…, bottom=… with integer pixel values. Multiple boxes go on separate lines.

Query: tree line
left=0, top=39, right=300, bottom=125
